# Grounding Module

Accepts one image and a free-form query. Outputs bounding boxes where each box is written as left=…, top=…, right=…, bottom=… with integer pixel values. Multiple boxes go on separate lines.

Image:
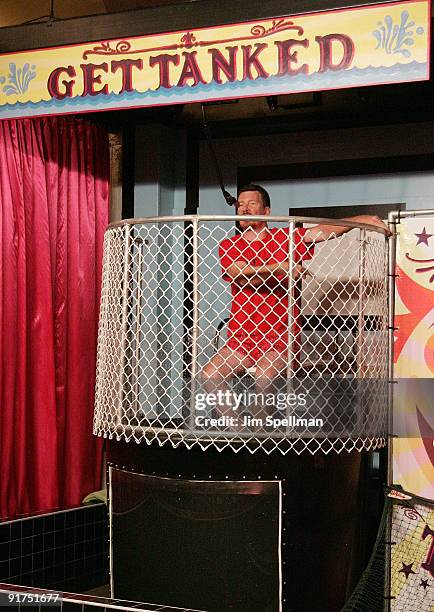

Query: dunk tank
left=0, top=0, right=431, bottom=608
left=93, top=214, right=391, bottom=611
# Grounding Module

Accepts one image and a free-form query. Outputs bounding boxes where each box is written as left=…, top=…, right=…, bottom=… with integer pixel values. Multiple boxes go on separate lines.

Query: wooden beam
left=102, top=0, right=184, bottom=11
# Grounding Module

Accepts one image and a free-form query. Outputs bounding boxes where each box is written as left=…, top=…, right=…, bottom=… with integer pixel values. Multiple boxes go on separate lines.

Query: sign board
left=393, top=216, right=434, bottom=501
left=390, top=494, right=434, bottom=611
left=0, top=0, right=430, bottom=120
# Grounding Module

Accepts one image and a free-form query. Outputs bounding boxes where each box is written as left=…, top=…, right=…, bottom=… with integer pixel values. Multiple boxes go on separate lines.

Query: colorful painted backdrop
left=393, top=216, right=434, bottom=501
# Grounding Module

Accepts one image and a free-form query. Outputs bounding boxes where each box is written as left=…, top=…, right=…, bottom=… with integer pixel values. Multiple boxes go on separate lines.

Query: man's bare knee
left=202, top=362, right=226, bottom=382
left=202, top=346, right=253, bottom=386
left=255, top=352, right=286, bottom=382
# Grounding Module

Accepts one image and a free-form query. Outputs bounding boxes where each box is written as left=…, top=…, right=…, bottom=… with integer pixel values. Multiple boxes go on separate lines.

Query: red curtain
left=0, top=117, right=109, bottom=519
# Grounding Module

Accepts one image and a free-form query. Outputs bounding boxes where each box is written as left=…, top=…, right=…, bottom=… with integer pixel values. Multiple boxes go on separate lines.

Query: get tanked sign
left=0, top=0, right=429, bottom=119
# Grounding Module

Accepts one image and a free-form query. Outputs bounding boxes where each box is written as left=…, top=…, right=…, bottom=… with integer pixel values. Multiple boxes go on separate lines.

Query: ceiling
left=0, top=0, right=192, bottom=27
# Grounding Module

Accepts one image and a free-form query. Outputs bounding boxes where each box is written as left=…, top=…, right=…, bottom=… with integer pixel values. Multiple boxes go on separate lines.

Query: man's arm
left=304, top=215, right=391, bottom=243
left=225, top=260, right=303, bottom=286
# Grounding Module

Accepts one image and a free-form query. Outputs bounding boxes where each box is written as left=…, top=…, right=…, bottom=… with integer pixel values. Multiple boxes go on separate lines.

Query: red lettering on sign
left=47, top=66, right=76, bottom=99
left=316, top=34, right=355, bottom=72
left=80, top=63, right=109, bottom=96
left=149, top=54, right=180, bottom=89
left=177, top=52, right=206, bottom=87
left=275, top=39, right=309, bottom=76
left=111, top=59, right=143, bottom=93
left=208, top=47, right=237, bottom=84
left=242, top=44, right=269, bottom=80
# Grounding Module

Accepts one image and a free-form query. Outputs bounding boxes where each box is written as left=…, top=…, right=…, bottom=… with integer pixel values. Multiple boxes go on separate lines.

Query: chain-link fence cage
left=93, top=215, right=390, bottom=454
left=342, top=489, right=434, bottom=612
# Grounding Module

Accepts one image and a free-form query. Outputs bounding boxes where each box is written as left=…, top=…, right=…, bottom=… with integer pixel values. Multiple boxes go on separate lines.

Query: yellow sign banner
left=0, top=0, right=430, bottom=120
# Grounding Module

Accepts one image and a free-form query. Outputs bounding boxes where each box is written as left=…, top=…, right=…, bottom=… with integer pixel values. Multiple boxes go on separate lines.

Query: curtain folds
left=0, top=117, right=109, bottom=519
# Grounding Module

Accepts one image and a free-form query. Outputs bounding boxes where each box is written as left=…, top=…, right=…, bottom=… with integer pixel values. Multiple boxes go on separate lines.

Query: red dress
left=219, top=227, right=314, bottom=362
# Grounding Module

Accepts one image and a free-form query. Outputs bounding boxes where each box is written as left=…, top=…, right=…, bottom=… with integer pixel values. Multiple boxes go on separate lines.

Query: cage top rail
left=108, top=214, right=390, bottom=236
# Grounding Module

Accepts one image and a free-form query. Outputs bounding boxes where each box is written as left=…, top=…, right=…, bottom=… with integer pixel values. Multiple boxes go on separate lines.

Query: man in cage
left=202, top=184, right=389, bottom=393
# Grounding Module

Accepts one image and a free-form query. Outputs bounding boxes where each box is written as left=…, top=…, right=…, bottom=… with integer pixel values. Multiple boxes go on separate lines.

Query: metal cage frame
left=94, top=214, right=391, bottom=455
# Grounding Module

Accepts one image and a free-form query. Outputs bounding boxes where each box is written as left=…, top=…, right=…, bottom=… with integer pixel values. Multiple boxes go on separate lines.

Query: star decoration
left=420, top=578, right=429, bottom=590
left=415, top=227, right=433, bottom=246
left=399, top=562, right=416, bottom=579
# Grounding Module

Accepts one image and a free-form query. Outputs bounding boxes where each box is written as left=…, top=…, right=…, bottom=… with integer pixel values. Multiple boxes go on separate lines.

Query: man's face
left=236, top=190, right=270, bottom=230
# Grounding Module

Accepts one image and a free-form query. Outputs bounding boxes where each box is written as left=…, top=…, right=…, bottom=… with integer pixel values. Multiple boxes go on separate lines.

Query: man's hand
left=348, top=215, right=391, bottom=235
left=304, top=214, right=391, bottom=243
left=273, top=261, right=305, bottom=279
left=235, top=262, right=305, bottom=286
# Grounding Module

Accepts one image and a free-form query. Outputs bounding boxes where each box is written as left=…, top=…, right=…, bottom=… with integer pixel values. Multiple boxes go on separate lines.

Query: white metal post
left=117, top=224, right=131, bottom=424
left=189, top=217, right=200, bottom=427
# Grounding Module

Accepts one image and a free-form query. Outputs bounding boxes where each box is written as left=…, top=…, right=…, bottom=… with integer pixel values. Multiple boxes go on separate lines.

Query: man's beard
left=238, top=219, right=263, bottom=231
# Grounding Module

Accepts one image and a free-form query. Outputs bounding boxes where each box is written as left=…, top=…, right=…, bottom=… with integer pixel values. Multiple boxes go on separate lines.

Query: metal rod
left=133, top=238, right=143, bottom=412
left=189, top=218, right=200, bottom=427
left=396, top=209, right=434, bottom=218
left=286, top=221, right=296, bottom=430
left=387, top=212, right=398, bottom=483
left=384, top=210, right=398, bottom=612
left=355, top=228, right=367, bottom=437
left=109, top=214, right=388, bottom=235
left=95, top=235, right=110, bottom=425
left=357, top=229, right=367, bottom=378
left=117, top=224, right=131, bottom=423
left=108, top=466, right=114, bottom=598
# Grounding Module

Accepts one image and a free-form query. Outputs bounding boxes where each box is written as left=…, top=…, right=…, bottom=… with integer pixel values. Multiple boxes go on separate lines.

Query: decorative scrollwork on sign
left=403, top=507, right=419, bottom=521
left=405, top=254, right=434, bottom=283
left=180, top=32, right=197, bottom=48
left=251, top=18, right=304, bottom=38
left=83, top=40, right=132, bottom=60
left=82, top=19, right=304, bottom=60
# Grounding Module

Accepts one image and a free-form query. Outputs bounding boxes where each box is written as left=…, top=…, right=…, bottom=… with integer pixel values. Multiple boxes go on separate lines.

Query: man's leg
left=201, top=346, right=254, bottom=416
left=250, top=350, right=287, bottom=426
left=202, top=345, right=254, bottom=381
left=255, top=350, right=287, bottom=381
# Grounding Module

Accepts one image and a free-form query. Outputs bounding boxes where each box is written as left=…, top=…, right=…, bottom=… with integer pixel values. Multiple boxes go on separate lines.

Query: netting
left=343, top=490, right=434, bottom=612
left=93, top=215, right=390, bottom=454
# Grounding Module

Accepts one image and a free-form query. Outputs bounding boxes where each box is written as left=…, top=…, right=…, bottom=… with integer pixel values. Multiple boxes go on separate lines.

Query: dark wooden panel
left=103, top=0, right=187, bottom=10
left=295, top=203, right=405, bottom=219
left=106, top=440, right=376, bottom=611
left=121, top=125, right=135, bottom=219
left=238, top=155, right=434, bottom=186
